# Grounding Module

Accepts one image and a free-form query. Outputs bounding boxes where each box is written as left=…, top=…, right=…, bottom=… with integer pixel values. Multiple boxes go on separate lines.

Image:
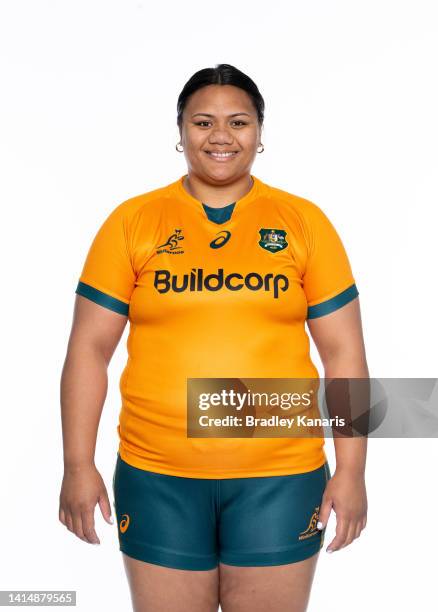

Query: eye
left=194, top=120, right=248, bottom=127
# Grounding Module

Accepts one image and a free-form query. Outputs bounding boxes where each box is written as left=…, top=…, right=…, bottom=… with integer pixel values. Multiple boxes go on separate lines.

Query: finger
left=81, top=509, right=100, bottom=545
left=71, top=509, right=87, bottom=542
left=355, top=521, right=363, bottom=539
left=65, top=512, right=74, bottom=533
left=98, top=491, right=114, bottom=525
left=340, top=521, right=357, bottom=549
left=327, top=517, right=349, bottom=552
left=59, top=507, right=66, bottom=526
left=317, top=496, right=332, bottom=530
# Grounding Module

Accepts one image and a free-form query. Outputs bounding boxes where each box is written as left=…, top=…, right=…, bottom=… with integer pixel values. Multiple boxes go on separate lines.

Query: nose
left=208, top=126, right=234, bottom=145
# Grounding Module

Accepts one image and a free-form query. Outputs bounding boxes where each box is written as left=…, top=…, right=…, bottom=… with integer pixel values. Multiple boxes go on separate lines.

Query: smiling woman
left=61, top=63, right=368, bottom=612
left=175, top=69, right=264, bottom=207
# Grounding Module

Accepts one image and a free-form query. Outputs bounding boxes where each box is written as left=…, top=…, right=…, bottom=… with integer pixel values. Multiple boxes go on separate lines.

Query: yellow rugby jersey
left=75, top=174, right=359, bottom=478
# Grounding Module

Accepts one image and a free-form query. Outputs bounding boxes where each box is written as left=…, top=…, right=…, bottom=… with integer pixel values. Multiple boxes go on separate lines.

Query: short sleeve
left=301, top=202, right=359, bottom=319
left=75, top=202, right=136, bottom=315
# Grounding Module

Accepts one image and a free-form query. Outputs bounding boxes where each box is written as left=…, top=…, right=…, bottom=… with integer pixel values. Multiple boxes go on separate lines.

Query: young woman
left=59, top=64, right=368, bottom=612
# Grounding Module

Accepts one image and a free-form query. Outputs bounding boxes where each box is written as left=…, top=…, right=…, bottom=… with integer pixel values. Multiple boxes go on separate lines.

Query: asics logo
left=154, top=268, right=289, bottom=299
left=210, top=231, right=231, bottom=249
left=119, top=514, right=130, bottom=533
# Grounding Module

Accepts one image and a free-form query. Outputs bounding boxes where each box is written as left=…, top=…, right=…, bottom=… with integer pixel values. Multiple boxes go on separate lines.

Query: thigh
left=123, top=554, right=219, bottom=612
left=112, top=453, right=218, bottom=571
left=219, top=552, right=319, bottom=612
left=218, top=462, right=331, bottom=612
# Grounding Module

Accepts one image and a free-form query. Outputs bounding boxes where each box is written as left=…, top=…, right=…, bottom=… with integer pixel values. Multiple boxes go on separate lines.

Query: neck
left=183, top=173, right=253, bottom=208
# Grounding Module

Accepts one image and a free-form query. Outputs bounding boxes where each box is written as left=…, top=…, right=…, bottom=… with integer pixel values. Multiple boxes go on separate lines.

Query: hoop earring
left=257, top=143, right=264, bottom=153
left=176, top=142, right=184, bottom=152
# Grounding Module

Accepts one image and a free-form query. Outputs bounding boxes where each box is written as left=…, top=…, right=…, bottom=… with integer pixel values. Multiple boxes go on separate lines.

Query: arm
left=308, top=294, right=369, bottom=474
left=307, top=296, right=368, bottom=552
left=59, top=295, right=127, bottom=544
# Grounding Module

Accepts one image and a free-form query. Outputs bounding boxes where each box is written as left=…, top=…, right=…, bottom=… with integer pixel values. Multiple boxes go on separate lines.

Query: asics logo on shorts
left=298, top=506, right=320, bottom=540
left=119, top=514, right=130, bottom=533
left=154, top=268, right=289, bottom=299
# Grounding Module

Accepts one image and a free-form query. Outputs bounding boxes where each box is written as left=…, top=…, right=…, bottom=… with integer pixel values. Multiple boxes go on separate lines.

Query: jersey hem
left=118, top=446, right=327, bottom=479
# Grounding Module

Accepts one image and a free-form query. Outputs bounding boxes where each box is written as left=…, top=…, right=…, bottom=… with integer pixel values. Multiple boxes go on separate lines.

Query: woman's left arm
left=307, top=296, right=369, bottom=553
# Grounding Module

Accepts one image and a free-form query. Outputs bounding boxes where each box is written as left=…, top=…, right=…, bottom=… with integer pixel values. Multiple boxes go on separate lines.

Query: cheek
left=182, top=129, right=203, bottom=149
left=183, top=141, right=203, bottom=162
left=239, top=131, right=259, bottom=149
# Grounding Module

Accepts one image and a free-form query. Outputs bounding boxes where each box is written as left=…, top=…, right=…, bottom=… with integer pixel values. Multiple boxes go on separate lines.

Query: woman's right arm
left=59, top=294, right=128, bottom=544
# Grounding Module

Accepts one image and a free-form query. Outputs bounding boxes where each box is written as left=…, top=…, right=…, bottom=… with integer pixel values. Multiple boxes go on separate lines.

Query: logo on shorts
left=298, top=506, right=320, bottom=540
left=119, top=514, right=130, bottom=533
left=156, top=229, right=185, bottom=255
left=258, top=228, right=288, bottom=253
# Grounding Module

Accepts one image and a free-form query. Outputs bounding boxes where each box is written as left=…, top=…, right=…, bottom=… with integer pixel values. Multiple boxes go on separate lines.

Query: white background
left=1, top=0, right=437, bottom=610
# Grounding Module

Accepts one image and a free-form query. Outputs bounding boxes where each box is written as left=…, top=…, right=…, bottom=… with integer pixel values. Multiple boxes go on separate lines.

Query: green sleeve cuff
left=75, top=281, right=129, bottom=316
left=307, top=283, right=359, bottom=319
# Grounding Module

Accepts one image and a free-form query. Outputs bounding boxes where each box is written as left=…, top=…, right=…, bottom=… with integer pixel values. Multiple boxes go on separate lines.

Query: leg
left=112, top=455, right=221, bottom=610
left=217, top=462, right=331, bottom=612
left=219, top=551, right=320, bottom=612
left=122, top=553, right=219, bottom=612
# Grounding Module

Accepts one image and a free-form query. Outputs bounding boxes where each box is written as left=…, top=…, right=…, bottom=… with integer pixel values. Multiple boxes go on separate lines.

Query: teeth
left=208, top=151, right=237, bottom=157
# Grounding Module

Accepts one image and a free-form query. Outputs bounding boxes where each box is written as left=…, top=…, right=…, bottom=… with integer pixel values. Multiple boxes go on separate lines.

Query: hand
left=59, top=463, right=113, bottom=545
left=317, top=467, right=367, bottom=553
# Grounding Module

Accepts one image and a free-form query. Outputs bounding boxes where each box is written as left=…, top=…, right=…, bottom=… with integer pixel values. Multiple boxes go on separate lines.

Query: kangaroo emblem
left=157, top=229, right=184, bottom=251
left=298, top=506, right=320, bottom=540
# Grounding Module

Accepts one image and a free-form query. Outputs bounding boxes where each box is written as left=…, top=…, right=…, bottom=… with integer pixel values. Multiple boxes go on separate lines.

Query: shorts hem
left=219, top=541, right=323, bottom=567
left=118, top=540, right=219, bottom=572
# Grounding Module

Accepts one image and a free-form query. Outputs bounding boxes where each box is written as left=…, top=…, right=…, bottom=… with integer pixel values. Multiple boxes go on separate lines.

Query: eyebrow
left=191, top=112, right=251, bottom=118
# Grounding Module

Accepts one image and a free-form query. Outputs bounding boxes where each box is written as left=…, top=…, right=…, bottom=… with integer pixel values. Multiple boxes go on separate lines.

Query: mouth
left=204, top=150, right=240, bottom=160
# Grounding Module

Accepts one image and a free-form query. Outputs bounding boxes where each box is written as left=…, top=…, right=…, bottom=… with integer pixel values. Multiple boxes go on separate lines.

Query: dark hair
left=176, top=64, right=265, bottom=132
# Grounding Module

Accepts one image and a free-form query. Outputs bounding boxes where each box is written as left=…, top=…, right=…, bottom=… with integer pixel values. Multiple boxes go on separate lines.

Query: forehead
left=185, top=84, right=254, bottom=115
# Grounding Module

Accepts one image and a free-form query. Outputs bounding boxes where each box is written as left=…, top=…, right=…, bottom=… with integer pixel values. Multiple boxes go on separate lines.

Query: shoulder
left=109, top=180, right=175, bottom=222
left=262, top=180, right=331, bottom=240
left=265, top=181, right=325, bottom=217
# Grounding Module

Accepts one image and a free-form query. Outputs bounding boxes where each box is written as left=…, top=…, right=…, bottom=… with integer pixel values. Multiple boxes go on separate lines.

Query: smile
left=205, top=151, right=239, bottom=159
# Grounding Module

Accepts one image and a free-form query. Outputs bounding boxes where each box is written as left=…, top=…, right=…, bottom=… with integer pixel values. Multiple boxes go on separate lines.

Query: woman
left=59, top=64, right=368, bottom=612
